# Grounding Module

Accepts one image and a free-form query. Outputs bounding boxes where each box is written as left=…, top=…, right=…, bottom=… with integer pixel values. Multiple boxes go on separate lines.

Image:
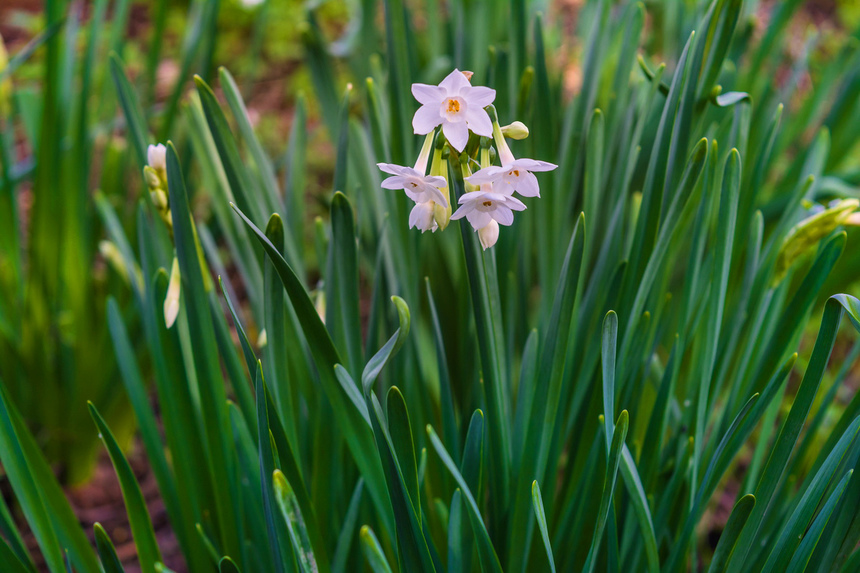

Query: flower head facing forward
left=467, top=158, right=557, bottom=198
left=450, top=186, right=526, bottom=230
left=377, top=163, right=449, bottom=208
left=411, top=69, right=496, bottom=152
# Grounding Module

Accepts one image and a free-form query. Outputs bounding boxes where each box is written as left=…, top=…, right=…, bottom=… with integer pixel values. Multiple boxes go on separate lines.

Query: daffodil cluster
left=377, top=69, right=557, bottom=249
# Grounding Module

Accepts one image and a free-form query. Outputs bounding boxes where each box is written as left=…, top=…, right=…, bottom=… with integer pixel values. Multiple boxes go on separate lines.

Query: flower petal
left=411, top=83, right=445, bottom=105
left=466, top=86, right=496, bottom=107
left=492, top=204, right=515, bottom=226
left=443, top=120, right=470, bottom=152
left=492, top=179, right=516, bottom=196
left=515, top=172, right=541, bottom=197
left=465, top=166, right=503, bottom=185
left=381, top=176, right=407, bottom=190
left=421, top=184, right=449, bottom=208
left=377, top=163, right=412, bottom=176
left=506, top=196, right=528, bottom=211
left=464, top=107, right=493, bottom=137
left=514, top=158, right=557, bottom=172
left=413, top=104, right=442, bottom=134
left=425, top=175, right=448, bottom=188
left=439, top=69, right=471, bottom=94
left=450, top=202, right=474, bottom=220
left=466, top=209, right=492, bottom=230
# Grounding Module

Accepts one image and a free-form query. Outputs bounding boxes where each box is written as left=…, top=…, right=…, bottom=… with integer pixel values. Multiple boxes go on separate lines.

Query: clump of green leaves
left=2, top=0, right=860, bottom=572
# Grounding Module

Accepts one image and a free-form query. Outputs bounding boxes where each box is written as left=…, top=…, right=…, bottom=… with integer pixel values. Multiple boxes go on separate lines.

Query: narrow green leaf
left=332, top=480, right=364, bottom=573
left=584, top=411, right=629, bottom=573
left=387, top=387, right=421, bottom=519
left=532, top=481, right=556, bottom=573
left=274, top=470, right=318, bottom=573
left=785, top=471, right=854, bottom=573
left=219, top=557, right=241, bottom=573
left=360, top=526, right=393, bottom=573
left=109, top=53, right=149, bottom=169
left=166, top=141, right=240, bottom=557
left=707, top=495, right=756, bottom=573
left=89, top=403, right=162, bottom=573
left=94, top=524, right=124, bottom=573
left=427, top=425, right=502, bottom=573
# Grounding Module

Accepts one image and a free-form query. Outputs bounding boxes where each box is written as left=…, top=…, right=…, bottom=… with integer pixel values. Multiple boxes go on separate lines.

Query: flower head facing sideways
left=450, top=184, right=527, bottom=229
left=466, top=158, right=557, bottom=198
left=377, top=163, right=449, bottom=208
left=411, top=69, right=496, bottom=152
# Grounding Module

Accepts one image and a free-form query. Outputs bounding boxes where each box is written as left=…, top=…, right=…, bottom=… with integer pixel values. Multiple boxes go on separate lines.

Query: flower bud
left=460, top=70, right=474, bottom=82
left=147, top=143, right=167, bottom=173
left=144, top=166, right=162, bottom=190
left=501, top=121, right=530, bottom=140
left=164, top=256, right=181, bottom=328
left=773, top=197, right=859, bottom=285
left=150, top=188, right=168, bottom=211
left=409, top=201, right=439, bottom=233
left=434, top=201, right=451, bottom=231
left=99, top=241, right=129, bottom=284
left=478, top=220, right=500, bottom=250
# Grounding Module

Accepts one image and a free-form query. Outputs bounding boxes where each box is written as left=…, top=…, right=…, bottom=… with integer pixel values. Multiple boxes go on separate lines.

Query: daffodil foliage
left=3, top=1, right=860, bottom=573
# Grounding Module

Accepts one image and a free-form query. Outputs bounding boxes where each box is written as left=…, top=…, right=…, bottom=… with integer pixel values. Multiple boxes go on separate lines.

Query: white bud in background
left=164, top=256, right=181, bottom=328
left=478, top=220, right=500, bottom=250
left=147, top=143, right=167, bottom=173
left=501, top=121, right=530, bottom=140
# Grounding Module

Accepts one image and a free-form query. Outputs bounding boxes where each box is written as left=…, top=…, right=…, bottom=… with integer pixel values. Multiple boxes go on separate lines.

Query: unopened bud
left=501, top=121, right=530, bottom=140
left=434, top=200, right=451, bottom=231
left=774, top=197, right=859, bottom=285
left=478, top=220, right=500, bottom=250
left=100, top=241, right=130, bottom=284
left=147, top=143, right=167, bottom=173
left=461, top=70, right=474, bottom=82
left=144, top=166, right=163, bottom=190
left=150, top=187, right=168, bottom=211
left=164, top=256, right=181, bottom=328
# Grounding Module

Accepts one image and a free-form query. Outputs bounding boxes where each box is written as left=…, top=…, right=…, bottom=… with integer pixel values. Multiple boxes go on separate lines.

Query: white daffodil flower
left=450, top=185, right=526, bottom=230
left=409, top=201, right=439, bottom=233
left=377, top=131, right=450, bottom=208
left=478, top=220, right=500, bottom=250
left=411, top=69, right=496, bottom=152
left=147, top=143, right=167, bottom=173
left=470, top=120, right=557, bottom=197
left=377, top=163, right=449, bottom=208
left=466, top=158, right=557, bottom=198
